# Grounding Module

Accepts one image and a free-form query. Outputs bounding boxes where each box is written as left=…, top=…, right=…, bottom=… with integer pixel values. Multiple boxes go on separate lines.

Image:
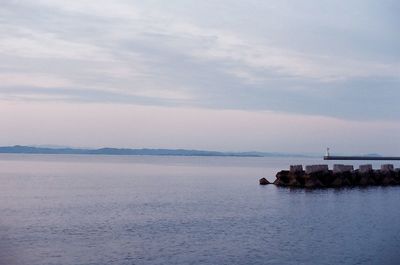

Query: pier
left=324, top=155, right=400, bottom=161
left=323, top=148, right=400, bottom=160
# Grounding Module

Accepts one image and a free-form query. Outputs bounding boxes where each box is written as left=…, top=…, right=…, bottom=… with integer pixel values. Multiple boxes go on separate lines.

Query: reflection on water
left=0, top=154, right=400, bottom=265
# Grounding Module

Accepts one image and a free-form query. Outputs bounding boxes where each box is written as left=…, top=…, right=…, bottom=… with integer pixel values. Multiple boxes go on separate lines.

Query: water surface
left=0, top=154, right=399, bottom=265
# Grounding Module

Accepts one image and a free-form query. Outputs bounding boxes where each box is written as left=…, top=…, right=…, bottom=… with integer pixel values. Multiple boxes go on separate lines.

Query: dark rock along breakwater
left=260, top=164, right=400, bottom=188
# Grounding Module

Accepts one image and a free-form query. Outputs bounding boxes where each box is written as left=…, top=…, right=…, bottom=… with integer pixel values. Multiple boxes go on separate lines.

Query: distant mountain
left=0, top=145, right=313, bottom=158
left=363, top=153, right=381, bottom=157
left=230, top=151, right=314, bottom=158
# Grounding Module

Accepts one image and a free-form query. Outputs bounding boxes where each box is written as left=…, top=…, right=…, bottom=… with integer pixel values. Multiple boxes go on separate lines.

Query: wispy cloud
left=0, top=0, right=399, bottom=120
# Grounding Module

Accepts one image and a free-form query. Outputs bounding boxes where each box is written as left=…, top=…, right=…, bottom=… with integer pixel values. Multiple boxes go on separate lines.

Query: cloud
left=0, top=28, right=112, bottom=61
left=20, top=0, right=140, bottom=19
left=0, top=0, right=399, bottom=120
left=0, top=73, right=73, bottom=88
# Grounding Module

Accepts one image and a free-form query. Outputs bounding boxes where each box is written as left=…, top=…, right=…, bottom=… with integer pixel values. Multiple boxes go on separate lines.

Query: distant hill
left=363, top=153, right=381, bottom=157
left=0, top=145, right=314, bottom=158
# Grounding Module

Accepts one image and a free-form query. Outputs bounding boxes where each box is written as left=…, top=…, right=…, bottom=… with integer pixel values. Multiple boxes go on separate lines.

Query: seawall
left=259, top=164, right=400, bottom=188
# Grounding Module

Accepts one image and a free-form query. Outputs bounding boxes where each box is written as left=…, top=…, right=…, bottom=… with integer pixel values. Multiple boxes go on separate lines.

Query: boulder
left=394, top=169, right=400, bottom=184
left=275, top=170, right=289, bottom=186
left=380, top=169, right=395, bottom=185
left=381, top=176, right=394, bottom=185
left=372, top=171, right=383, bottom=184
left=287, top=175, right=300, bottom=186
left=304, top=175, right=324, bottom=188
left=342, top=171, right=355, bottom=186
left=331, top=176, right=343, bottom=187
left=358, top=175, right=370, bottom=186
left=259, top=177, right=270, bottom=185
left=341, top=176, right=352, bottom=186
left=273, top=178, right=281, bottom=185
left=318, top=171, right=335, bottom=186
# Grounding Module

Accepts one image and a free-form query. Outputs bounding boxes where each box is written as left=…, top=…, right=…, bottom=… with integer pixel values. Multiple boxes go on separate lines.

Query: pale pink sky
left=2, top=100, right=400, bottom=155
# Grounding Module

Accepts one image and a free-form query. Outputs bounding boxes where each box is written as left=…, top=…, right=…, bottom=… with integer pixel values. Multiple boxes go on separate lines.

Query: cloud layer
left=1, top=0, right=400, bottom=120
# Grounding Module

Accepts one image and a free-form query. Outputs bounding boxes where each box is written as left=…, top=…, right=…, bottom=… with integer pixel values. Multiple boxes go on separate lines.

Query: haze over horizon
left=1, top=1, right=400, bottom=155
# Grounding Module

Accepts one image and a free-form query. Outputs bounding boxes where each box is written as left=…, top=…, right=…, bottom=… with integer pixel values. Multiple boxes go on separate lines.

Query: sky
left=1, top=0, right=399, bottom=154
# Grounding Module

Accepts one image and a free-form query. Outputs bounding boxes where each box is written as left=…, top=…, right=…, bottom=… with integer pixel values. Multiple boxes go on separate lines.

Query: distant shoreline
left=0, top=145, right=314, bottom=158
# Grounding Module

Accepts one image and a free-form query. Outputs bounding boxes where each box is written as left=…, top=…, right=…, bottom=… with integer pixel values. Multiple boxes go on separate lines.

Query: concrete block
left=333, top=164, right=354, bottom=173
left=289, top=165, right=303, bottom=173
left=381, top=164, right=394, bottom=172
left=359, top=164, right=372, bottom=173
left=305, top=165, right=329, bottom=174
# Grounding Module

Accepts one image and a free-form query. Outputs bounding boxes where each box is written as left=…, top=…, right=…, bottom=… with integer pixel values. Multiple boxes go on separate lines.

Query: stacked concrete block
left=333, top=164, right=354, bottom=174
left=273, top=163, right=400, bottom=188
left=381, top=164, right=394, bottom=172
left=305, top=165, right=329, bottom=174
left=289, top=165, right=303, bottom=173
left=359, top=164, right=373, bottom=173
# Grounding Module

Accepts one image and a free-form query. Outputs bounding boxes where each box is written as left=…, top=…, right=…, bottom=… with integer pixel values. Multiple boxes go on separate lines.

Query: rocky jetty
left=261, top=164, right=400, bottom=188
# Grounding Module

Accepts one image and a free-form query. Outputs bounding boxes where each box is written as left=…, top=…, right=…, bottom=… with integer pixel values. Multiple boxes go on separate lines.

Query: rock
left=331, top=176, right=343, bottom=187
left=372, top=171, right=383, bottom=184
left=358, top=175, right=369, bottom=186
left=380, top=169, right=395, bottom=185
left=273, top=170, right=305, bottom=187
left=272, top=164, right=400, bottom=188
left=275, top=170, right=290, bottom=186
left=394, top=169, right=400, bottom=184
left=381, top=176, right=393, bottom=185
left=273, top=178, right=280, bottom=185
left=287, top=175, right=300, bottom=186
left=259, top=177, right=270, bottom=185
left=341, top=171, right=355, bottom=186
left=341, top=176, right=352, bottom=186
left=318, top=171, right=335, bottom=186
left=304, top=175, right=324, bottom=188
left=304, top=178, right=316, bottom=188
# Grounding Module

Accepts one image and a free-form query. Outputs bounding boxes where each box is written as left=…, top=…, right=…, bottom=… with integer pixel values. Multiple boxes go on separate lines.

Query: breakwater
left=324, top=155, right=400, bottom=160
left=259, top=164, right=400, bottom=188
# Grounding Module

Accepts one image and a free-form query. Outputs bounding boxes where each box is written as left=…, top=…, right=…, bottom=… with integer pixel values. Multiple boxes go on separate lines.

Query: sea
left=0, top=154, right=400, bottom=265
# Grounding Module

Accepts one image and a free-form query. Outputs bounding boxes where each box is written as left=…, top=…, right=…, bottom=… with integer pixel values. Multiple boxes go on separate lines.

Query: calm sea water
left=0, top=154, right=400, bottom=265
